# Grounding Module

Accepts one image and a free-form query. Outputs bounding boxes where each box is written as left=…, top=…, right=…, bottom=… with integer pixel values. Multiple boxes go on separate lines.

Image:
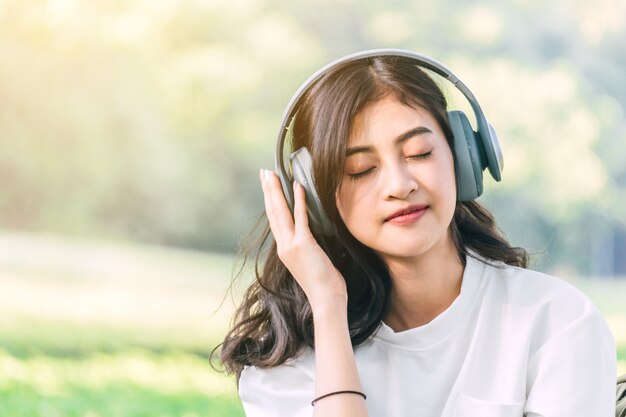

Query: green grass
left=0, top=349, right=244, bottom=417
left=0, top=316, right=216, bottom=359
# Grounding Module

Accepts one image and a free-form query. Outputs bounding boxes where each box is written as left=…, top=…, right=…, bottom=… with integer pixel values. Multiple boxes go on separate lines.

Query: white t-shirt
left=238, top=250, right=617, bottom=417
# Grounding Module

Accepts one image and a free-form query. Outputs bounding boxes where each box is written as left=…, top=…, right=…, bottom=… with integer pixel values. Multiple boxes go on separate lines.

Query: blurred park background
left=0, top=0, right=625, bottom=416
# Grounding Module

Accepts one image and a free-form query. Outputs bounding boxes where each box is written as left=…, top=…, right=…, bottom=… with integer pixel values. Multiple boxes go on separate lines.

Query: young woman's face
left=335, top=94, right=458, bottom=262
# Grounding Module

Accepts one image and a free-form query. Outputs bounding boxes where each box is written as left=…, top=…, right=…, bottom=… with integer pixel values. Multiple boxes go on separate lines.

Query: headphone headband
left=275, top=49, right=503, bottom=184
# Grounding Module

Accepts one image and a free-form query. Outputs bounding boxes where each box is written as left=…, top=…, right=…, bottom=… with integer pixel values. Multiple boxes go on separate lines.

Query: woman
left=216, top=51, right=617, bottom=417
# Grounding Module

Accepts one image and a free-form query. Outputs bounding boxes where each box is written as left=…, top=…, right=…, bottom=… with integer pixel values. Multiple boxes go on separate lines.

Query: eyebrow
left=345, top=126, right=433, bottom=157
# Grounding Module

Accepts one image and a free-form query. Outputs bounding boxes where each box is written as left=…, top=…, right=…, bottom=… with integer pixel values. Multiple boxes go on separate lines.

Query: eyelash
left=348, top=151, right=433, bottom=181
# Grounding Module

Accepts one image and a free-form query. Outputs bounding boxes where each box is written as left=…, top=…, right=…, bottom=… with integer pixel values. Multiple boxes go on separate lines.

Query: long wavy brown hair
left=211, top=55, right=529, bottom=385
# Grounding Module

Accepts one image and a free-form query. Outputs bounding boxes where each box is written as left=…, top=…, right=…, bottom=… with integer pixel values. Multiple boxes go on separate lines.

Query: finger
left=260, top=169, right=284, bottom=239
left=292, top=180, right=311, bottom=237
left=266, top=170, right=295, bottom=232
left=261, top=169, right=294, bottom=242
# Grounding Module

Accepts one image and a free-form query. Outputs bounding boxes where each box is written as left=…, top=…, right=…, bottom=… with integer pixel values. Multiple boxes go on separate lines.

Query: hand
left=259, top=169, right=347, bottom=311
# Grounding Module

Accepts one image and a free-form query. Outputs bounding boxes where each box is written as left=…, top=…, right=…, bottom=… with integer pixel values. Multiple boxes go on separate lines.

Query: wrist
left=311, top=293, right=348, bottom=318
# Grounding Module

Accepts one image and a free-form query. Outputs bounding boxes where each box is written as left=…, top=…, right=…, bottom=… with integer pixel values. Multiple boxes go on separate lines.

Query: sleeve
left=524, top=302, right=617, bottom=417
left=238, top=363, right=315, bottom=417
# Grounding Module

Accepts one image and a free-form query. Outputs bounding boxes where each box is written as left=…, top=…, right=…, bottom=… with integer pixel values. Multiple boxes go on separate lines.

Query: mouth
left=385, top=204, right=429, bottom=222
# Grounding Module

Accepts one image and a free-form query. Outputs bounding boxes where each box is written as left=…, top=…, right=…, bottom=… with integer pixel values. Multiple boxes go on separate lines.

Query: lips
left=385, top=204, right=429, bottom=222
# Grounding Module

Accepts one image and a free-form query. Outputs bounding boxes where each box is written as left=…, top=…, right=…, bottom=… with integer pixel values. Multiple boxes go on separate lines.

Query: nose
left=383, top=159, right=418, bottom=200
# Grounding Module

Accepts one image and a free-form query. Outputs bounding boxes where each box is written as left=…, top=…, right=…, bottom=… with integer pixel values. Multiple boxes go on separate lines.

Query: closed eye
left=348, top=151, right=433, bottom=180
left=408, top=151, right=432, bottom=161
left=348, top=167, right=375, bottom=180
left=347, top=151, right=433, bottom=181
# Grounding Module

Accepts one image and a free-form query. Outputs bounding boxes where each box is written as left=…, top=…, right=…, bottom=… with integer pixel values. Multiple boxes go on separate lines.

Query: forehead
left=347, top=97, right=438, bottom=147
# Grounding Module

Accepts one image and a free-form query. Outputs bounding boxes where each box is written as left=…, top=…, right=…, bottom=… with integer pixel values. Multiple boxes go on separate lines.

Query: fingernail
left=293, top=181, right=298, bottom=191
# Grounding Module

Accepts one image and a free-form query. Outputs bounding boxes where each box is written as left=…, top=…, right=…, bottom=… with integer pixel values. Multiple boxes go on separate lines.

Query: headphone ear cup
left=448, top=110, right=484, bottom=201
left=289, top=147, right=336, bottom=237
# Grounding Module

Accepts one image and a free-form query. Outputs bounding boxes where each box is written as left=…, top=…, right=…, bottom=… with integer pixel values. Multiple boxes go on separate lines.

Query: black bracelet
left=311, top=390, right=367, bottom=406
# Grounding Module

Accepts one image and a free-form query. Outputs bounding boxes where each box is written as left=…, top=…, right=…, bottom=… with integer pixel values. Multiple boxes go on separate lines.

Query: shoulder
left=239, top=348, right=316, bottom=417
left=472, top=252, right=597, bottom=318
left=239, top=347, right=316, bottom=388
left=470, top=252, right=615, bottom=355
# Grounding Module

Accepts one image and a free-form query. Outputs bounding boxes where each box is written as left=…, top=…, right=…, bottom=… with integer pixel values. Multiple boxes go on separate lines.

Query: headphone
left=274, top=49, right=504, bottom=238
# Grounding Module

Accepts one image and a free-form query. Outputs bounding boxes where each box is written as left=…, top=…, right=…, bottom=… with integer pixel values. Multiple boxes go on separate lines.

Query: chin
left=375, top=232, right=454, bottom=259
left=375, top=243, right=434, bottom=261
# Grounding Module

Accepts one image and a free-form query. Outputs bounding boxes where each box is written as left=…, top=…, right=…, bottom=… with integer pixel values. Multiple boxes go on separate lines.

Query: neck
left=381, top=235, right=465, bottom=332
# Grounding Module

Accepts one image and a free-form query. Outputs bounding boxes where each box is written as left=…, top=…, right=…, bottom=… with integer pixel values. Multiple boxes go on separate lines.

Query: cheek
left=420, top=153, right=457, bottom=214
left=440, top=161, right=457, bottom=193
left=438, top=155, right=458, bottom=212
left=336, top=183, right=369, bottom=223
left=419, top=158, right=454, bottom=195
left=436, top=149, right=457, bottom=192
left=335, top=188, right=352, bottom=222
